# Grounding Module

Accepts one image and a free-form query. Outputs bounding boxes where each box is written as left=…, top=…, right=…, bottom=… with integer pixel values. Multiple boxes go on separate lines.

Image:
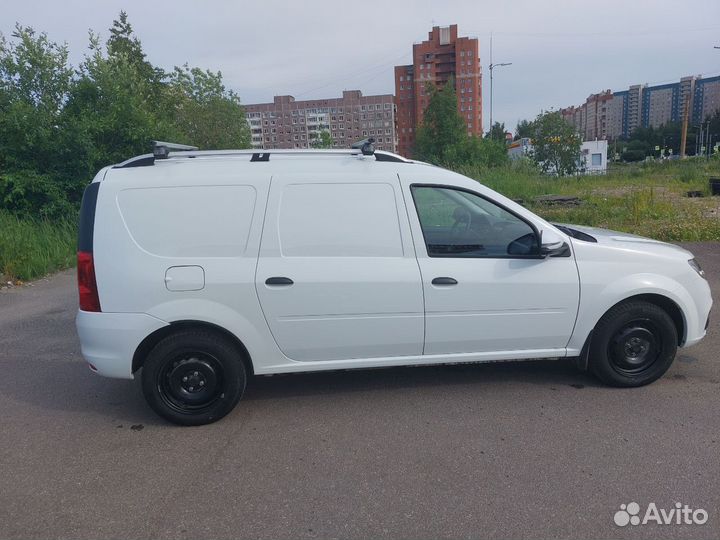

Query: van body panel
left=75, top=153, right=711, bottom=385
left=76, top=311, right=168, bottom=378
left=92, top=162, right=270, bottom=317
left=254, top=173, right=424, bottom=361
left=398, top=171, right=581, bottom=355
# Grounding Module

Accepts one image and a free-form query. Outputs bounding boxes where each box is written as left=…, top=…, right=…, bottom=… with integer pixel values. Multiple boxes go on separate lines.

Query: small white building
left=579, top=140, right=608, bottom=174
left=507, top=138, right=608, bottom=174
left=507, top=138, right=532, bottom=160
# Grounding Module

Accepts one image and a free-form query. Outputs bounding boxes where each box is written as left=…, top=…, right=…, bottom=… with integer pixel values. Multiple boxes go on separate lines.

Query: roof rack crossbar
left=152, top=140, right=199, bottom=160
left=351, top=137, right=376, bottom=156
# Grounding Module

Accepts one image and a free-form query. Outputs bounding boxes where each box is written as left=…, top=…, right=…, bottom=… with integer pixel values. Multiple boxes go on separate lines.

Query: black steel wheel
left=158, top=352, right=224, bottom=413
left=607, top=319, right=661, bottom=375
left=590, top=301, right=677, bottom=387
left=141, top=329, right=247, bottom=425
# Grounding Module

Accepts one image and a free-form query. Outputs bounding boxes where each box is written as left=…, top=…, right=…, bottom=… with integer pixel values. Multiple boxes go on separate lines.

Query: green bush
left=0, top=170, right=76, bottom=219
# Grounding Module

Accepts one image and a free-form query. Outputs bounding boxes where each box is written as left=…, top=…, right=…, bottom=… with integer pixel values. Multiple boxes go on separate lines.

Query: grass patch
left=0, top=210, right=77, bottom=282
left=455, top=157, right=720, bottom=242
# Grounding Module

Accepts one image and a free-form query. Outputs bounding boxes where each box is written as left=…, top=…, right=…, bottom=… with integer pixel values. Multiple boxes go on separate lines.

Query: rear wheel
left=589, top=301, right=677, bottom=387
left=141, top=330, right=246, bottom=425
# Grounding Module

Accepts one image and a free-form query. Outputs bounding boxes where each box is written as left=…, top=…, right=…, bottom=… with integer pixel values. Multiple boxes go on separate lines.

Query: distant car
left=75, top=142, right=713, bottom=425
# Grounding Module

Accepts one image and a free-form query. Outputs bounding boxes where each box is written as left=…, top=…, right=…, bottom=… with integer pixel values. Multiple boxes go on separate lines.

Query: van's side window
left=411, top=186, right=539, bottom=258
left=279, top=183, right=403, bottom=257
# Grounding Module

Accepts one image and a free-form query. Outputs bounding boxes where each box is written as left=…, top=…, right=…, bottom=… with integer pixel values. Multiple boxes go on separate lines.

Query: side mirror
left=540, top=229, right=570, bottom=257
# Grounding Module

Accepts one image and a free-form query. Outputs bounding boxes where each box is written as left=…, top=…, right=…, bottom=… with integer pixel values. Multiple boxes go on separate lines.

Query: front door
left=255, top=174, right=424, bottom=362
left=406, top=183, right=580, bottom=356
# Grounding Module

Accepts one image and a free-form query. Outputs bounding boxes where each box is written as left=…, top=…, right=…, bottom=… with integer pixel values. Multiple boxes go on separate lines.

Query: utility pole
left=697, top=124, right=703, bottom=156
left=706, top=120, right=712, bottom=160
left=680, top=100, right=689, bottom=158
left=488, top=34, right=512, bottom=138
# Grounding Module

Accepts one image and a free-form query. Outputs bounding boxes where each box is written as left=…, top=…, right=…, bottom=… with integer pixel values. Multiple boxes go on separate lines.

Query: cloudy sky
left=3, top=0, right=719, bottom=132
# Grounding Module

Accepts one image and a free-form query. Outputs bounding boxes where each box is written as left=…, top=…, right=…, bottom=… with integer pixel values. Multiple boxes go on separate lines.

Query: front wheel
left=589, top=301, right=678, bottom=387
left=141, top=330, right=246, bottom=425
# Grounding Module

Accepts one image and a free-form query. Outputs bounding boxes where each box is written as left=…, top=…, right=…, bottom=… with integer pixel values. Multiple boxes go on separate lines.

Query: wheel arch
left=569, top=269, right=698, bottom=356
left=596, top=293, right=686, bottom=346
left=629, top=293, right=685, bottom=345
left=574, top=291, right=687, bottom=371
left=132, top=320, right=254, bottom=376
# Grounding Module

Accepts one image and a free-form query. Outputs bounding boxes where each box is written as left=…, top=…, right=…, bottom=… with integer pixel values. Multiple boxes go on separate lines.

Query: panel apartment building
left=561, top=75, right=720, bottom=141
left=244, top=91, right=396, bottom=151
left=394, top=25, right=482, bottom=157
left=560, top=76, right=720, bottom=141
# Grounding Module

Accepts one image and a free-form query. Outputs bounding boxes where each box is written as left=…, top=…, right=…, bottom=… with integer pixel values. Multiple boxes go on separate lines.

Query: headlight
left=688, top=258, right=705, bottom=278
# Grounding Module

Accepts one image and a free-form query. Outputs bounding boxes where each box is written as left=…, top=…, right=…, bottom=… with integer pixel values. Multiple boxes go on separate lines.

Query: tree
left=486, top=121, right=506, bottom=141
left=414, top=79, right=508, bottom=167
left=515, top=119, right=534, bottom=140
left=529, top=111, right=582, bottom=176
left=0, top=25, right=73, bottom=173
left=106, top=11, right=162, bottom=90
left=310, top=130, right=333, bottom=149
left=64, top=30, right=169, bottom=176
left=0, top=24, right=77, bottom=217
left=705, top=110, right=720, bottom=155
left=462, top=136, right=509, bottom=168
left=167, top=64, right=250, bottom=149
left=413, top=79, right=467, bottom=164
left=0, top=12, right=254, bottom=218
left=618, top=121, right=689, bottom=160
left=621, top=139, right=649, bottom=162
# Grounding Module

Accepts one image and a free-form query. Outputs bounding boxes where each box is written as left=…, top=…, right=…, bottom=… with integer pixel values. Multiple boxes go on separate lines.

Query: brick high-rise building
left=394, top=25, right=482, bottom=158
left=606, top=90, right=626, bottom=138
left=584, top=90, right=613, bottom=140
left=560, top=91, right=612, bottom=140
left=244, top=91, right=396, bottom=151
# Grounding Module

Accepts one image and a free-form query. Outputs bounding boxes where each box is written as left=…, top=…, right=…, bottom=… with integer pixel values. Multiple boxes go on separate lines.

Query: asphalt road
left=1, top=243, right=718, bottom=540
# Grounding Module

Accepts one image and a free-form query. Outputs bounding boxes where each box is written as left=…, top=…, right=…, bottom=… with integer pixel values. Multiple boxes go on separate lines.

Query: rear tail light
left=77, top=251, right=101, bottom=312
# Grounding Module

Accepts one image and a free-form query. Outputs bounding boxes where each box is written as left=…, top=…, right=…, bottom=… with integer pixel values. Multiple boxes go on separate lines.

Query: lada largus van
left=75, top=141, right=712, bottom=425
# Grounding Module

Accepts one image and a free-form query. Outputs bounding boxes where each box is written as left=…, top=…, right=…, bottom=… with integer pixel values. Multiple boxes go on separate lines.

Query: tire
left=141, top=330, right=247, bottom=426
left=589, top=301, right=678, bottom=387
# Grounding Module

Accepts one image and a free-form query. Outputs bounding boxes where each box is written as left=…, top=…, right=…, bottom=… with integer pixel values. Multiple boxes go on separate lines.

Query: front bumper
left=75, top=311, right=168, bottom=379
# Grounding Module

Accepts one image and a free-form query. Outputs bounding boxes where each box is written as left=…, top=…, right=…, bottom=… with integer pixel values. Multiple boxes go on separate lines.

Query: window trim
left=409, top=183, right=543, bottom=259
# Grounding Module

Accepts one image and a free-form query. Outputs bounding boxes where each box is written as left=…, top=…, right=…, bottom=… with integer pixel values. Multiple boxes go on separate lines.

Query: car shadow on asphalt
left=243, top=358, right=601, bottom=402
left=6, top=354, right=598, bottom=425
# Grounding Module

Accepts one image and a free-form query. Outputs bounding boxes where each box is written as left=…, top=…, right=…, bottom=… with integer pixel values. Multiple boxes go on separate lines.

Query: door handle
left=431, top=277, right=458, bottom=285
left=265, top=277, right=294, bottom=286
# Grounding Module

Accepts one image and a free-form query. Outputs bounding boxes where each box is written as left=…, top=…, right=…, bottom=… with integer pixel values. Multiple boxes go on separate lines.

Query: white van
left=76, top=142, right=712, bottom=425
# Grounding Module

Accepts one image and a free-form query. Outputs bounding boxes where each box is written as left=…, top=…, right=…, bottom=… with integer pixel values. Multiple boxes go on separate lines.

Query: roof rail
left=114, top=147, right=410, bottom=169
left=374, top=150, right=408, bottom=163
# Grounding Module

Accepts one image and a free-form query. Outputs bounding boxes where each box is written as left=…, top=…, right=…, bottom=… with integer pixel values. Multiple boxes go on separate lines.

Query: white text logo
left=614, top=502, right=708, bottom=527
